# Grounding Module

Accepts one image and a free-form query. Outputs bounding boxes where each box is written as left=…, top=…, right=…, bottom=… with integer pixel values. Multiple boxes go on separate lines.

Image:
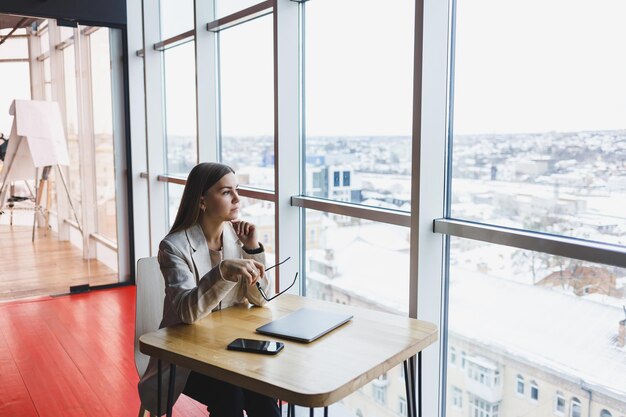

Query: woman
left=138, top=162, right=280, bottom=417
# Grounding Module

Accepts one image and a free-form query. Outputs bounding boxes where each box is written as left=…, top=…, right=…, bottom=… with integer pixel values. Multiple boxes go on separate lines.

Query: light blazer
left=138, top=222, right=271, bottom=415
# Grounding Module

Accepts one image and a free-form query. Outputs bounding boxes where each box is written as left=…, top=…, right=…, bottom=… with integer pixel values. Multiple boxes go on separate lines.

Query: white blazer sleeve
left=158, top=239, right=236, bottom=324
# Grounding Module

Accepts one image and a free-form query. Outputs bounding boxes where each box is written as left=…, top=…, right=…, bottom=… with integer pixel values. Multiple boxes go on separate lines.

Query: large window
left=128, top=1, right=626, bottom=416
left=304, top=0, right=414, bottom=208
left=218, top=14, right=274, bottom=190
left=445, top=1, right=626, bottom=416
left=215, top=0, right=261, bottom=20
left=89, top=28, right=118, bottom=242
left=450, top=0, right=626, bottom=244
left=445, top=238, right=626, bottom=416
left=62, top=43, right=82, bottom=221
left=159, top=0, right=194, bottom=40
left=162, top=41, right=197, bottom=176
left=305, top=210, right=410, bottom=314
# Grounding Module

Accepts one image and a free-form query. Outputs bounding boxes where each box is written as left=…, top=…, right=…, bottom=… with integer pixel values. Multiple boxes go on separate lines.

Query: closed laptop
left=256, top=308, right=353, bottom=343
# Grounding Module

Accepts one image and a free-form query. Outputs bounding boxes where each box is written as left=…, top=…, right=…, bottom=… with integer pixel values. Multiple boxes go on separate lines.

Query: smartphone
left=227, top=338, right=285, bottom=355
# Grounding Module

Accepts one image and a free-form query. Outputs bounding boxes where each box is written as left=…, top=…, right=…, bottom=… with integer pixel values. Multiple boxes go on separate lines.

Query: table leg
left=166, top=364, right=176, bottom=417
left=403, top=355, right=418, bottom=417
left=157, top=360, right=162, bottom=417
left=324, top=406, right=329, bottom=417
left=310, top=408, right=314, bottom=417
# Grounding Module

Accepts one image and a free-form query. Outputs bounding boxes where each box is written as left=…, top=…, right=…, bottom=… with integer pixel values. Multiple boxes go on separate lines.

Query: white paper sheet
left=0, top=121, right=37, bottom=182
left=10, top=99, right=70, bottom=167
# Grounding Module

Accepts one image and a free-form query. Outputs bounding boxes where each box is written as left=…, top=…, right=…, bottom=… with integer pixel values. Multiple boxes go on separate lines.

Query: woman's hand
left=219, top=259, right=265, bottom=285
left=231, top=219, right=259, bottom=250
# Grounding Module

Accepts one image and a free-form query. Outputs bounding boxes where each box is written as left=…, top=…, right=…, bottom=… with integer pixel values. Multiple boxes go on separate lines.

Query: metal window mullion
left=76, top=28, right=98, bottom=260
left=48, top=20, right=71, bottom=241
left=434, top=219, right=626, bottom=269
left=127, top=0, right=151, bottom=263
left=109, top=28, right=131, bottom=282
left=196, top=0, right=218, bottom=162
left=55, top=37, right=74, bottom=51
left=81, top=26, right=99, bottom=36
left=0, top=58, right=29, bottom=63
left=275, top=0, right=301, bottom=294
left=36, top=51, right=50, bottom=62
left=144, top=0, right=169, bottom=254
left=27, top=29, right=45, bottom=100
left=206, top=0, right=273, bottom=32
left=155, top=174, right=276, bottom=201
left=291, top=195, right=410, bottom=227
left=153, top=29, right=195, bottom=51
left=26, top=28, right=47, bottom=232
left=90, top=232, right=118, bottom=250
left=414, top=0, right=451, bottom=417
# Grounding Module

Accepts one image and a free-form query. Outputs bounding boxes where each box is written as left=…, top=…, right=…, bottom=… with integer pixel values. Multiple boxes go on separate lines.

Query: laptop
left=255, top=308, right=353, bottom=343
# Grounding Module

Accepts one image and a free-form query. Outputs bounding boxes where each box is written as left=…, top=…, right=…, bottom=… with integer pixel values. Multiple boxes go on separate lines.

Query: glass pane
left=240, top=197, right=275, bottom=262
left=160, top=0, right=194, bottom=40
left=163, top=42, right=197, bottom=176
left=40, top=29, right=49, bottom=54
left=219, top=14, right=274, bottom=190
left=89, top=28, right=117, bottom=243
left=215, top=0, right=263, bottom=20
left=445, top=238, right=626, bottom=417
left=305, top=210, right=410, bottom=313
left=0, top=38, right=28, bottom=60
left=304, top=0, right=414, bottom=208
left=166, top=185, right=275, bottom=263
left=0, top=62, right=31, bottom=135
left=451, top=0, right=626, bottom=245
left=305, top=208, right=410, bottom=415
left=63, top=45, right=82, bottom=221
left=167, top=183, right=184, bottom=229
left=59, top=26, right=74, bottom=42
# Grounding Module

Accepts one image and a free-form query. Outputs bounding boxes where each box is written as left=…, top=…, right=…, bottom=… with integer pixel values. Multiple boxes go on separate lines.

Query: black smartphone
left=227, top=338, right=285, bottom=355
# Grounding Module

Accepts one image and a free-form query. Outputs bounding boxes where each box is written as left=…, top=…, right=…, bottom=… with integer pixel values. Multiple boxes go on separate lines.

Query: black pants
left=183, top=371, right=281, bottom=417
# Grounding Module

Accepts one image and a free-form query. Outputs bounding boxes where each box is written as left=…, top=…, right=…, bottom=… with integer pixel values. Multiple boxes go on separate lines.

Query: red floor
left=0, top=286, right=209, bottom=417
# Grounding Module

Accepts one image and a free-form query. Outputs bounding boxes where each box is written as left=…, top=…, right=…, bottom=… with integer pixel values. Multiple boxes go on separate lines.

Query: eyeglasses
left=256, top=257, right=298, bottom=302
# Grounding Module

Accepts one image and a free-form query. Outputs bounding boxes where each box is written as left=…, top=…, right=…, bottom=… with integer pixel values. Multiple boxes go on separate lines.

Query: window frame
left=451, top=386, right=463, bottom=409
left=571, top=398, right=582, bottom=417
left=554, top=392, right=566, bottom=416
left=127, top=0, right=626, bottom=416
left=516, top=374, right=525, bottom=396
left=530, top=381, right=539, bottom=402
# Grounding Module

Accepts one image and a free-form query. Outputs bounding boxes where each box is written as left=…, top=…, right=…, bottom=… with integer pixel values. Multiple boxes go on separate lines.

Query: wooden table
left=139, top=294, right=438, bottom=417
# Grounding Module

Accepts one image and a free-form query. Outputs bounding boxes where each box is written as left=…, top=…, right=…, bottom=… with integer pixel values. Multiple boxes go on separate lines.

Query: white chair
left=135, top=256, right=165, bottom=417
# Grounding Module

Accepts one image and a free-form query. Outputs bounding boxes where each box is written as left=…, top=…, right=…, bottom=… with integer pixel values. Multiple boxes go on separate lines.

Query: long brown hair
left=169, top=162, right=235, bottom=235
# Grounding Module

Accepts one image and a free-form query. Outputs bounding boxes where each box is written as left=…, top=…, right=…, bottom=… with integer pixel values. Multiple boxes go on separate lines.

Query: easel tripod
left=0, top=136, right=82, bottom=241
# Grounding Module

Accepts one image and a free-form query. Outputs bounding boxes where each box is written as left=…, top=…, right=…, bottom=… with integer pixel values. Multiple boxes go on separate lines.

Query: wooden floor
left=0, top=286, right=210, bottom=417
left=0, top=225, right=118, bottom=301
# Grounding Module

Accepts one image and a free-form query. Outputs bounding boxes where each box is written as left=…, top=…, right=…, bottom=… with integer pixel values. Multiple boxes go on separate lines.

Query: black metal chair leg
left=157, top=360, right=162, bottom=417
left=166, top=364, right=176, bottom=417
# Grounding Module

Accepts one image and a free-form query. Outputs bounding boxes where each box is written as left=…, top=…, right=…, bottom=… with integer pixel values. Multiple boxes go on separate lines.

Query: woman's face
left=201, top=172, right=240, bottom=221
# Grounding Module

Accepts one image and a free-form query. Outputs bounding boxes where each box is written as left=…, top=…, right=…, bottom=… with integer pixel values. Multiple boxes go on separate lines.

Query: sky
left=160, top=0, right=626, bottom=137
left=2, top=0, right=626, bottom=138
left=453, top=0, right=626, bottom=135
